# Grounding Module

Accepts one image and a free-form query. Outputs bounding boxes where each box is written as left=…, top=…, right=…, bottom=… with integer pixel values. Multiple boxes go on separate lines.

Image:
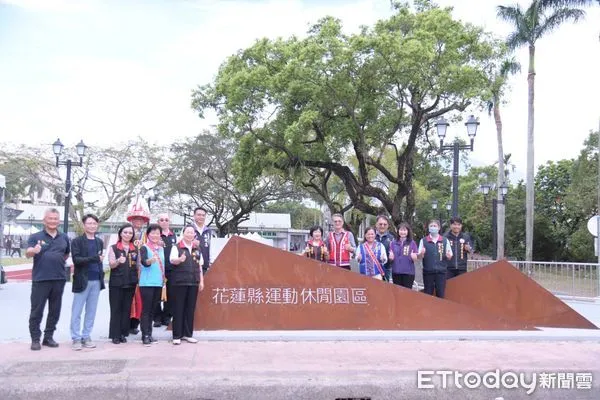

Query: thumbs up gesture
left=179, top=253, right=186, bottom=263
left=388, top=250, right=394, bottom=261
left=118, top=255, right=127, bottom=264
left=33, top=240, right=42, bottom=254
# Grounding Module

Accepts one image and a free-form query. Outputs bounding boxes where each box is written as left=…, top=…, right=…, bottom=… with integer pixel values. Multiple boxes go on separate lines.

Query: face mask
left=429, top=227, right=439, bottom=235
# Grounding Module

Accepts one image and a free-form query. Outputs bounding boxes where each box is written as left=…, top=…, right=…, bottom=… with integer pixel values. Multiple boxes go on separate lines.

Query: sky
left=1, top=0, right=599, bottom=182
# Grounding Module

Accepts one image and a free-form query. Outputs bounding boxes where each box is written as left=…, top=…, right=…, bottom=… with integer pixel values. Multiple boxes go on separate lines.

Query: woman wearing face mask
left=418, top=219, right=453, bottom=298
left=388, top=222, right=418, bottom=289
left=304, top=226, right=328, bottom=261
left=356, top=227, right=388, bottom=280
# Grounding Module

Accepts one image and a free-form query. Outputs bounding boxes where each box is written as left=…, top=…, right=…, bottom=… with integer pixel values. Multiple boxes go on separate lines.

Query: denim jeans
left=70, top=280, right=101, bottom=341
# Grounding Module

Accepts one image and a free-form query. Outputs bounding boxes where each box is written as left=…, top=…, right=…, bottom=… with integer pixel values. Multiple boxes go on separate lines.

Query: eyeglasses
left=159, top=218, right=169, bottom=222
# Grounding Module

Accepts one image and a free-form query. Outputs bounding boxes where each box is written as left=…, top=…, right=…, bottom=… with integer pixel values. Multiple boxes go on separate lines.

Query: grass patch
left=0, top=257, right=31, bottom=266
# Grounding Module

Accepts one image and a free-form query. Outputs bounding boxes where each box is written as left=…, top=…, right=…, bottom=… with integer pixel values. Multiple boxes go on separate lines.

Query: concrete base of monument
left=194, top=327, right=600, bottom=342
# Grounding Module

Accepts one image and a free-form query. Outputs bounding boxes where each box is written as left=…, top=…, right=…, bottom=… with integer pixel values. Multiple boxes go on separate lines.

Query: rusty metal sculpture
left=445, top=260, right=597, bottom=329
left=194, top=237, right=535, bottom=330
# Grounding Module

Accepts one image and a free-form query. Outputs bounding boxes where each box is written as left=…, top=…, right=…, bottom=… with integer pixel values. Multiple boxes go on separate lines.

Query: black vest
left=445, top=232, right=470, bottom=269
left=109, top=244, right=139, bottom=288
left=421, top=237, right=448, bottom=274
left=170, top=244, right=202, bottom=286
left=194, top=227, right=211, bottom=269
left=161, top=232, right=177, bottom=273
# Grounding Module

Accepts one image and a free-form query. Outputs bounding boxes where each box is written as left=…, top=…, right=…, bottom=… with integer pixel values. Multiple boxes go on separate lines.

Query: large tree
left=192, top=2, right=501, bottom=225
left=167, top=133, right=299, bottom=237
left=0, top=139, right=166, bottom=233
left=497, top=0, right=587, bottom=261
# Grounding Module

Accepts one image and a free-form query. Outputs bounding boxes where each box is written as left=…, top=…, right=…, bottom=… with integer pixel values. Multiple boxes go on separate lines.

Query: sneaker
left=182, top=336, right=198, bottom=343
left=31, top=341, right=41, bottom=351
left=153, top=321, right=162, bottom=328
left=82, top=339, right=96, bottom=349
left=72, top=340, right=82, bottom=351
left=129, top=328, right=139, bottom=335
left=142, top=336, right=151, bottom=347
left=172, top=338, right=181, bottom=345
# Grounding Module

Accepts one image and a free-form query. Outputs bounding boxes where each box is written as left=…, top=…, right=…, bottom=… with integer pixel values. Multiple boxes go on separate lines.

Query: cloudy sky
left=1, top=0, right=599, bottom=181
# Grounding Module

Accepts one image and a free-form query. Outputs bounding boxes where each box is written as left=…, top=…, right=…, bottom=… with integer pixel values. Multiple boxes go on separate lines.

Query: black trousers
left=446, top=268, right=466, bottom=279
left=392, top=273, right=415, bottom=290
left=109, top=286, right=135, bottom=339
left=423, top=272, right=447, bottom=298
left=154, top=279, right=172, bottom=323
left=170, top=285, right=199, bottom=339
left=140, top=286, right=161, bottom=338
left=29, top=280, right=66, bottom=341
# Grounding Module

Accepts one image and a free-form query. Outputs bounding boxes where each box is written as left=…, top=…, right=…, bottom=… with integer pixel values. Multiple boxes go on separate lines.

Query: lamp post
left=435, top=115, right=480, bottom=218
left=28, top=214, right=35, bottom=235
left=0, top=174, right=5, bottom=267
left=480, top=182, right=509, bottom=260
left=431, top=199, right=441, bottom=226
left=52, top=139, right=88, bottom=235
left=445, top=202, right=452, bottom=220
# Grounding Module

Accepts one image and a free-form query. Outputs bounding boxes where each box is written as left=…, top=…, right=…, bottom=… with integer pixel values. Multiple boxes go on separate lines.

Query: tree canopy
left=192, top=1, right=503, bottom=225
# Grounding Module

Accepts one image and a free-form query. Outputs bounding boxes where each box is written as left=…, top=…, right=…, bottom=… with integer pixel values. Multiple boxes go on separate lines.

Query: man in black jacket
left=192, top=207, right=211, bottom=275
left=69, top=214, right=105, bottom=351
left=444, top=216, right=473, bottom=279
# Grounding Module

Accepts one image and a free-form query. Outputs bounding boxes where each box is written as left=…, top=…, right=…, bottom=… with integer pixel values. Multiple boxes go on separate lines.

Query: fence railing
left=467, top=260, right=600, bottom=299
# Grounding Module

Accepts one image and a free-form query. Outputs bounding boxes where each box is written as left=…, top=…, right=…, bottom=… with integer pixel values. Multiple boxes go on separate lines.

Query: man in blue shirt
left=26, top=208, right=70, bottom=351
left=69, top=214, right=105, bottom=350
left=375, top=215, right=396, bottom=282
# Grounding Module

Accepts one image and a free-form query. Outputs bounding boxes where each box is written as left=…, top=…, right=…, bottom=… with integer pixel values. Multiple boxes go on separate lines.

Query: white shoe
left=182, top=336, right=198, bottom=343
left=172, top=339, right=181, bottom=345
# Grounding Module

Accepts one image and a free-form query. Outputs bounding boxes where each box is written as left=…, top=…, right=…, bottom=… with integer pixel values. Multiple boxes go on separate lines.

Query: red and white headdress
left=126, top=195, right=151, bottom=223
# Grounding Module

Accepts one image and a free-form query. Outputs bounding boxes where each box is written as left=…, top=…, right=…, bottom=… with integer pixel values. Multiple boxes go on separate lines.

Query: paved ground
left=1, top=268, right=600, bottom=399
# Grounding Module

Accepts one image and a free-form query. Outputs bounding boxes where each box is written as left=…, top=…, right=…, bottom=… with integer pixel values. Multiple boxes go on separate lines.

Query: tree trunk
left=525, top=44, right=536, bottom=262
left=493, top=99, right=505, bottom=260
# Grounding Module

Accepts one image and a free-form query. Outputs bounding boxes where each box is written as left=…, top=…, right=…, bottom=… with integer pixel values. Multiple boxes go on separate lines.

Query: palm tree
left=496, top=0, right=587, bottom=261
left=488, top=58, right=521, bottom=259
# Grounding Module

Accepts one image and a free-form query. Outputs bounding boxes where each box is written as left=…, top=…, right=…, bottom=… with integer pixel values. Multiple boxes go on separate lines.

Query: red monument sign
left=194, top=237, right=533, bottom=330
left=445, top=260, right=598, bottom=329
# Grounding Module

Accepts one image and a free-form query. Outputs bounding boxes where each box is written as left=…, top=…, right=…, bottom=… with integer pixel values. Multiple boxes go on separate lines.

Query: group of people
left=26, top=202, right=472, bottom=351
left=3, top=236, right=23, bottom=257
left=303, top=213, right=473, bottom=298
left=26, top=199, right=211, bottom=351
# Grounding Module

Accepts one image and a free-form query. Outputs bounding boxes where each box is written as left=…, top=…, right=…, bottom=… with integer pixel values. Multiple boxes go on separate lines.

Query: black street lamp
left=435, top=115, right=480, bottom=218
left=480, top=182, right=509, bottom=260
left=445, top=202, right=452, bottom=220
left=431, top=199, right=443, bottom=228
left=52, top=139, right=88, bottom=234
left=28, top=214, right=35, bottom=235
